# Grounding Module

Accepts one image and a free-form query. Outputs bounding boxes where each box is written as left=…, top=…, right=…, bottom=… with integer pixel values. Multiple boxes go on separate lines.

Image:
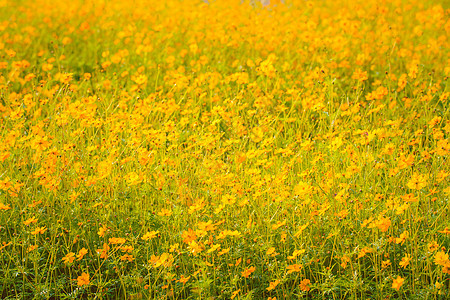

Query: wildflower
left=392, top=276, right=404, bottom=291
left=30, top=136, right=50, bottom=152
left=169, top=243, right=179, bottom=253
left=150, top=253, right=174, bottom=268
left=352, top=69, right=368, bottom=81
left=96, top=243, right=109, bottom=259
left=395, top=231, right=409, bottom=245
left=109, top=237, right=126, bottom=244
left=76, top=248, right=88, bottom=260
left=266, top=247, right=276, bottom=256
left=97, top=225, right=107, bottom=237
left=272, top=220, right=286, bottom=230
left=120, top=245, right=133, bottom=253
left=231, top=289, right=241, bottom=299
left=266, top=280, right=280, bottom=291
left=207, top=243, right=221, bottom=253
left=0, top=203, right=11, bottom=210
left=434, top=251, right=450, bottom=267
left=407, top=173, right=427, bottom=190
left=399, top=254, right=411, bottom=268
left=188, top=241, right=204, bottom=256
left=341, top=255, right=351, bottom=269
left=428, top=116, right=442, bottom=127
left=141, top=230, right=159, bottom=241
left=120, top=254, right=134, bottom=262
left=77, top=272, right=90, bottom=286
left=427, top=241, right=439, bottom=252
left=62, top=252, right=75, bottom=265
left=31, top=226, right=47, bottom=235
left=178, top=275, right=190, bottom=284
left=438, top=228, right=450, bottom=234
left=157, top=208, right=172, bottom=216
left=371, top=216, right=391, bottom=232
left=294, top=182, right=313, bottom=198
left=299, top=279, right=311, bottom=291
left=294, top=223, right=309, bottom=238
left=124, top=172, right=142, bottom=186
left=241, top=266, right=256, bottom=278
left=27, top=245, right=38, bottom=252
left=286, top=264, right=302, bottom=274
left=287, top=249, right=305, bottom=260
left=218, top=248, right=230, bottom=256
left=358, top=247, right=373, bottom=259
left=381, top=260, right=391, bottom=269
left=182, top=228, right=197, bottom=244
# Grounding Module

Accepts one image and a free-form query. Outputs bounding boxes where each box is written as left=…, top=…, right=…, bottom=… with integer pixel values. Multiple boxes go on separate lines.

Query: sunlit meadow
left=0, top=0, right=449, bottom=298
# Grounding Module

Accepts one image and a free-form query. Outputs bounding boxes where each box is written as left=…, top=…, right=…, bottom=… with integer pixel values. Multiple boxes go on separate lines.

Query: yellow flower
left=434, top=251, right=450, bottom=267
left=357, top=247, right=373, bottom=259
left=141, top=230, right=159, bottom=241
left=62, top=252, right=75, bottom=265
left=392, top=276, right=404, bottom=291
left=77, top=272, right=90, bottom=286
left=231, top=289, right=241, bottom=299
left=286, top=264, right=302, bottom=274
left=31, top=226, right=47, bottom=235
left=24, top=216, right=38, bottom=226
left=241, top=266, right=255, bottom=278
left=27, top=245, right=38, bottom=252
left=178, top=275, right=191, bottom=284
left=287, top=249, right=305, bottom=260
left=266, top=280, right=280, bottom=291
left=109, top=237, right=126, bottom=245
left=157, top=208, right=172, bottom=216
left=272, top=220, right=286, bottom=230
left=299, top=279, right=311, bottom=291
left=395, top=231, right=409, bottom=245
left=399, top=254, right=411, bottom=268
left=381, top=260, right=391, bottom=269
left=407, top=173, right=427, bottom=190
left=76, top=248, right=88, bottom=260
left=266, top=247, right=276, bottom=256
left=120, top=254, right=134, bottom=262
left=96, top=243, right=109, bottom=259
left=97, top=225, right=107, bottom=237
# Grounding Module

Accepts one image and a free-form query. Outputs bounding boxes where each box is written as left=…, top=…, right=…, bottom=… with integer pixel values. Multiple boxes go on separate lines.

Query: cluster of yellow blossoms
left=0, top=0, right=448, bottom=298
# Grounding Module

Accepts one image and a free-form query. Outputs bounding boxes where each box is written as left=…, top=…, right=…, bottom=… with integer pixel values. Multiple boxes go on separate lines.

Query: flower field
left=0, top=0, right=449, bottom=298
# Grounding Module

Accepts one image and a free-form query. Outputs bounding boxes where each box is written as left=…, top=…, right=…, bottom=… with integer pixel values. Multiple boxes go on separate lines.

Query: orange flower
left=96, top=243, right=110, bottom=259
left=178, top=275, right=191, bottom=284
left=31, top=226, right=47, bottom=235
left=241, top=266, right=256, bottom=278
left=76, top=248, right=88, bottom=260
left=0, top=203, right=11, bottom=210
left=392, top=276, right=404, bottom=291
left=407, top=173, right=427, bottom=190
left=97, top=225, right=107, bottom=237
left=287, top=249, right=305, bottom=260
left=141, top=230, right=159, bottom=241
left=77, top=272, right=90, bottom=286
left=230, top=289, right=241, bottom=299
left=286, top=264, right=302, bottom=274
left=299, top=279, right=311, bottom=291
left=109, top=237, right=126, bottom=245
left=434, top=251, right=450, bottom=267
left=399, top=254, right=411, bottom=268
left=24, top=217, right=38, bottom=226
left=182, top=228, right=197, bottom=244
left=266, top=280, right=280, bottom=291
left=62, top=252, right=75, bottom=265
